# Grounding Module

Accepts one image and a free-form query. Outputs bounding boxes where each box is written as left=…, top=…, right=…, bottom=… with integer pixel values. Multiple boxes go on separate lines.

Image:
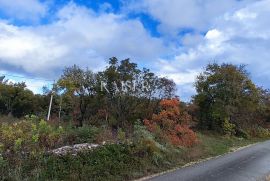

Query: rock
left=49, top=143, right=100, bottom=156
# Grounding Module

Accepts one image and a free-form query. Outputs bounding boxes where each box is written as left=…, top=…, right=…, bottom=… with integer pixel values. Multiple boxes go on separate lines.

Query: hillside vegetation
left=1, top=58, right=270, bottom=180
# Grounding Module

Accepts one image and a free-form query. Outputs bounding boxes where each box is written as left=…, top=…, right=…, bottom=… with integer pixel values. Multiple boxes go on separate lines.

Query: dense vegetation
left=1, top=58, right=270, bottom=180
left=194, top=63, right=270, bottom=136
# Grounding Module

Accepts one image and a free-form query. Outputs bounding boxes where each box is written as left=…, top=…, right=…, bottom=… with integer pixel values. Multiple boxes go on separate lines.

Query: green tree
left=97, top=57, right=176, bottom=130
left=194, top=63, right=260, bottom=134
left=58, top=65, right=98, bottom=126
left=55, top=57, right=176, bottom=129
left=0, top=82, right=38, bottom=117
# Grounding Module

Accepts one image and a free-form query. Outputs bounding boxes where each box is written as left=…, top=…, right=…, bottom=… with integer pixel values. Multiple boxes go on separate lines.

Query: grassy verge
left=196, top=132, right=262, bottom=157
left=0, top=128, right=267, bottom=181
left=132, top=133, right=266, bottom=180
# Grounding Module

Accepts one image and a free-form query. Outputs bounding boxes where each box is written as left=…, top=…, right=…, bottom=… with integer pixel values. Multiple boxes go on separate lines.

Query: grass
left=0, top=119, right=268, bottom=181
left=135, top=132, right=266, bottom=180
left=125, top=133, right=266, bottom=180
left=197, top=132, right=260, bottom=156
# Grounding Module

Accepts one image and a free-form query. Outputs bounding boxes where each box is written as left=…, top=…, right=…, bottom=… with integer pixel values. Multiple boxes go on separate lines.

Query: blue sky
left=0, top=0, right=270, bottom=101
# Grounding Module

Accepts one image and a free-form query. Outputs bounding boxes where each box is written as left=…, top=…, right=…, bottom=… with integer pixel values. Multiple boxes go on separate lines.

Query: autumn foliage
left=144, top=98, right=197, bottom=147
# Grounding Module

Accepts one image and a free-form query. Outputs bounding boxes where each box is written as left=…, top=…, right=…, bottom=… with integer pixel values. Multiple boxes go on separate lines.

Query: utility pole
left=47, top=81, right=55, bottom=121
left=58, top=94, right=62, bottom=121
left=47, top=91, right=53, bottom=121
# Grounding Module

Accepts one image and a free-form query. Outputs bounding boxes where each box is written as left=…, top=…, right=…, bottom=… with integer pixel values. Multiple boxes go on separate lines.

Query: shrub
left=0, top=120, right=38, bottom=153
left=95, top=127, right=114, bottom=144
left=133, top=122, right=165, bottom=162
left=170, top=124, right=197, bottom=147
left=117, top=128, right=126, bottom=143
left=144, top=98, right=197, bottom=147
left=0, top=118, right=64, bottom=154
left=222, top=118, right=236, bottom=136
left=37, top=119, right=64, bottom=149
left=235, top=128, right=249, bottom=139
left=0, top=142, right=142, bottom=181
left=63, top=126, right=100, bottom=145
left=249, top=126, right=270, bottom=138
left=39, top=144, right=141, bottom=181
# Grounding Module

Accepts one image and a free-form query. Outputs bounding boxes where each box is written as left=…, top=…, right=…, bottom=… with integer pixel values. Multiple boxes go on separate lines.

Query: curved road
left=148, top=140, right=270, bottom=181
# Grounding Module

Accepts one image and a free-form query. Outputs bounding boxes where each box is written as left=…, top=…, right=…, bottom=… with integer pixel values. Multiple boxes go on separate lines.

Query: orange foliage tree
left=144, top=98, right=197, bottom=147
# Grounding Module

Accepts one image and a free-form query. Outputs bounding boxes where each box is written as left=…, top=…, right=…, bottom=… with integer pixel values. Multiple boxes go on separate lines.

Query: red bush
left=144, top=98, right=197, bottom=147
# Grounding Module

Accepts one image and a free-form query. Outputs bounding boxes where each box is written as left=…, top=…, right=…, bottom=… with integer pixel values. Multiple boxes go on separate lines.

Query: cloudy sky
left=0, top=0, right=269, bottom=100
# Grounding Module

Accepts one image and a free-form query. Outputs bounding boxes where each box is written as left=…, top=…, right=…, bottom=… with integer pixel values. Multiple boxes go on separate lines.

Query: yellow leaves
left=0, top=117, right=65, bottom=153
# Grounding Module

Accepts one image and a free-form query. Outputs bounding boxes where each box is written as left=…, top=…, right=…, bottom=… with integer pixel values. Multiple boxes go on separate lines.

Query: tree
left=255, top=88, right=270, bottom=124
left=53, top=57, right=176, bottom=129
left=97, top=57, right=176, bottom=130
left=0, top=82, right=38, bottom=117
left=58, top=65, right=98, bottom=126
left=194, top=63, right=260, bottom=134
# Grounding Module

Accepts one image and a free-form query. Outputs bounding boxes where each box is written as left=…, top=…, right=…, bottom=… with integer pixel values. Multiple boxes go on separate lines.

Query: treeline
left=1, top=58, right=270, bottom=180
left=1, top=58, right=270, bottom=136
left=0, top=58, right=176, bottom=129
left=0, top=82, right=47, bottom=117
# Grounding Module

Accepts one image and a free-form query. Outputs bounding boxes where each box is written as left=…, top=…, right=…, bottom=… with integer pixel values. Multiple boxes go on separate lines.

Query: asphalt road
left=148, top=140, right=270, bottom=181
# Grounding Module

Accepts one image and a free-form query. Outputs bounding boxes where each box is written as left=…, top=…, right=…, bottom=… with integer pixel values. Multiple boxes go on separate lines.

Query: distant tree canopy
left=57, top=57, right=176, bottom=127
left=0, top=82, right=43, bottom=117
left=194, top=63, right=267, bottom=134
left=1, top=59, right=270, bottom=135
left=0, top=58, right=176, bottom=130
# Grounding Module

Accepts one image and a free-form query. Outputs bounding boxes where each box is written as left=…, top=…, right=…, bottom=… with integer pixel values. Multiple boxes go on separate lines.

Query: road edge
left=134, top=141, right=260, bottom=181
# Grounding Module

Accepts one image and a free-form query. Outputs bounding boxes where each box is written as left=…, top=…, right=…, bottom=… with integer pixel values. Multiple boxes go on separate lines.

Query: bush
left=133, top=122, right=165, bottom=165
left=235, top=128, right=249, bottom=139
left=171, top=124, right=198, bottom=147
left=2, top=144, right=140, bottom=181
left=222, top=118, right=236, bottom=136
left=144, top=98, right=197, bottom=147
left=63, top=126, right=100, bottom=145
left=117, top=128, right=126, bottom=143
left=249, top=126, right=270, bottom=138
left=0, top=118, right=64, bottom=155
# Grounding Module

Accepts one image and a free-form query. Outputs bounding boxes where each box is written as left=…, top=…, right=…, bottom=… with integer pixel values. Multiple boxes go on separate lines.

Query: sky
left=0, top=0, right=270, bottom=101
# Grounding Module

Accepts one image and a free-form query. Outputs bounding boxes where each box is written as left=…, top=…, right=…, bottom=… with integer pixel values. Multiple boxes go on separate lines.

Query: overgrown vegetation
left=194, top=63, right=270, bottom=134
left=1, top=59, right=270, bottom=180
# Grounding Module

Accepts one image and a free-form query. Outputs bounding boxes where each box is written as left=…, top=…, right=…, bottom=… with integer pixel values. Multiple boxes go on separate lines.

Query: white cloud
left=124, top=0, right=256, bottom=35
left=2, top=0, right=270, bottom=100
left=0, top=0, right=47, bottom=22
left=155, top=58, right=201, bottom=101
left=181, top=33, right=204, bottom=48
left=0, top=21, right=70, bottom=76
left=161, top=71, right=198, bottom=86
left=0, top=2, right=166, bottom=78
left=155, top=0, right=270, bottom=99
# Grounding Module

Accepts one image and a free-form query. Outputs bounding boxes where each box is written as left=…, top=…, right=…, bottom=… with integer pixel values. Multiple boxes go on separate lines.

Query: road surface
left=148, top=140, right=270, bottom=181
